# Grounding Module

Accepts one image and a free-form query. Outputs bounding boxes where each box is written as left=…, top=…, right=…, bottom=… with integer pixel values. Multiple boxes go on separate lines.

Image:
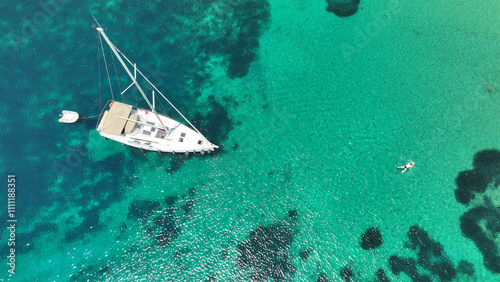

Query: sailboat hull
left=97, top=102, right=217, bottom=154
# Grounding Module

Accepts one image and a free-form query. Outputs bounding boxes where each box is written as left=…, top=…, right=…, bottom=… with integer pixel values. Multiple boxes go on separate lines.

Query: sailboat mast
left=96, top=27, right=169, bottom=134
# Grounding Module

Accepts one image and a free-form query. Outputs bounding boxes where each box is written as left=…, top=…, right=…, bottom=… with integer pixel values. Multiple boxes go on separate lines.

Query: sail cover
left=124, top=114, right=139, bottom=134
left=100, top=101, right=133, bottom=135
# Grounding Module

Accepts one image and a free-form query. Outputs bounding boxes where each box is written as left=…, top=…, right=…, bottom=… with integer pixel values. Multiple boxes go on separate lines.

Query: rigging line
left=98, top=33, right=115, bottom=101
left=157, top=93, right=169, bottom=117
left=80, top=114, right=101, bottom=119
left=114, top=47, right=205, bottom=138
left=139, top=78, right=169, bottom=115
left=97, top=29, right=102, bottom=113
left=110, top=47, right=123, bottom=95
left=110, top=48, right=128, bottom=104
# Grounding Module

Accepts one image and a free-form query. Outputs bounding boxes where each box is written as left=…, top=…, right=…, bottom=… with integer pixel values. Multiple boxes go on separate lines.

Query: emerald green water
left=1, top=0, right=500, bottom=281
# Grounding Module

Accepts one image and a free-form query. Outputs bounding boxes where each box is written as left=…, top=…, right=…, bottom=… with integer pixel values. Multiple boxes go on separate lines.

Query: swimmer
left=398, top=161, right=414, bottom=173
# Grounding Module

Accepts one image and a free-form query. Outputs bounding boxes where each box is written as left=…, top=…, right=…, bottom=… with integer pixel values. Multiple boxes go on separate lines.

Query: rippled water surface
left=1, top=0, right=500, bottom=281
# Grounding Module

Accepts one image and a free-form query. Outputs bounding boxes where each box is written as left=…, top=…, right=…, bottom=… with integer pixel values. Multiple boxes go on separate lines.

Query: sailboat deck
left=131, top=120, right=168, bottom=140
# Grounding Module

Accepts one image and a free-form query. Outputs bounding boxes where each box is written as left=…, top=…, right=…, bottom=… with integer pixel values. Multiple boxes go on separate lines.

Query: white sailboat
left=94, top=22, right=218, bottom=154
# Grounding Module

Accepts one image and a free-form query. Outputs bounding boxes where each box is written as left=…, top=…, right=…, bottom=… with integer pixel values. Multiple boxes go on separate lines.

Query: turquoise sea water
left=1, top=0, right=500, bottom=281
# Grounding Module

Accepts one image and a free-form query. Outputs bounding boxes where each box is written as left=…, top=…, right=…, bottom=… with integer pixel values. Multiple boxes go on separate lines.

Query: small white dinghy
left=58, top=110, right=79, bottom=123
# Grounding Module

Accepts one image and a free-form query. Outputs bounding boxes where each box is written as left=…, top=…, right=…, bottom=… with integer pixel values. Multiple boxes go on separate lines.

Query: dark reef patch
left=225, top=0, right=271, bottom=78
left=181, top=188, right=197, bottom=215
left=454, top=170, right=490, bottom=204
left=78, top=177, right=122, bottom=210
left=460, top=205, right=500, bottom=273
left=127, top=200, right=161, bottom=221
left=456, top=170, right=490, bottom=193
left=313, top=224, right=472, bottom=281
left=143, top=187, right=198, bottom=248
left=340, top=266, right=354, bottom=281
left=483, top=197, right=500, bottom=235
left=154, top=221, right=180, bottom=247
left=455, top=149, right=500, bottom=273
left=407, top=225, right=444, bottom=262
left=220, top=248, right=229, bottom=259
left=34, top=223, right=58, bottom=234
left=188, top=187, right=196, bottom=197
left=193, top=96, right=233, bottom=152
left=388, top=256, right=422, bottom=281
left=360, top=227, right=383, bottom=250
left=406, top=225, right=456, bottom=281
left=166, top=154, right=192, bottom=174
left=325, top=0, right=360, bottom=17
left=457, top=260, right=475, bottom=276
left=182, top=199, right=196, bottom=215
left=388, top=225, right=466, bottom=281
left=316, top=272, right=330, bottom=282
left=287, top=209, right=298, bottom=219
left=69, top=263, right=110, bottom=282
left=3, top=223, right=59, bottom=255
left=429, top=262, right=456, bottom=282
left=375, top=269, right=390, bottom=282
left=72, top=152, right=127, bottom=209
left=57, top=151, right=130, bottom=245
left=206, top=274, right=217, bottom=282
left=454, top=149, right=500, bottom=204
left=299, top=248, right=312, bottom=260
left=237, top=221, right=295, bottom=281
left=64, top=209, right=102, bottom=243
left=174, top=247, right=190, bottom=258
left=14, top=232, right=35, bottom=254
left=150, top=207, right=180, bottom=247
left=454, top=187, right=476, bottom=205
left=165, top=195, right=177, bottom=206
left=472, top=149, right=500, bottom=178
left=115, top=222, right=128, bottom=241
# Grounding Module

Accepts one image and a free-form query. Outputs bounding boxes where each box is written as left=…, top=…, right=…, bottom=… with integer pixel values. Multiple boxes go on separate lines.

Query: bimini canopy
left=100, top=101, right=133, bottom=135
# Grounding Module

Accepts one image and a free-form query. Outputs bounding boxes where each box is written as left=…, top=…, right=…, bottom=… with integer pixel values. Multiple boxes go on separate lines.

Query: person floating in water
left=398, top=161, right=414, bottom=173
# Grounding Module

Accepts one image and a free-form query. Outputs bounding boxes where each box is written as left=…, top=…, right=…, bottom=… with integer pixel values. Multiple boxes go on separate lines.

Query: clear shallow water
left=1, top=0, right=500, bottom=281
